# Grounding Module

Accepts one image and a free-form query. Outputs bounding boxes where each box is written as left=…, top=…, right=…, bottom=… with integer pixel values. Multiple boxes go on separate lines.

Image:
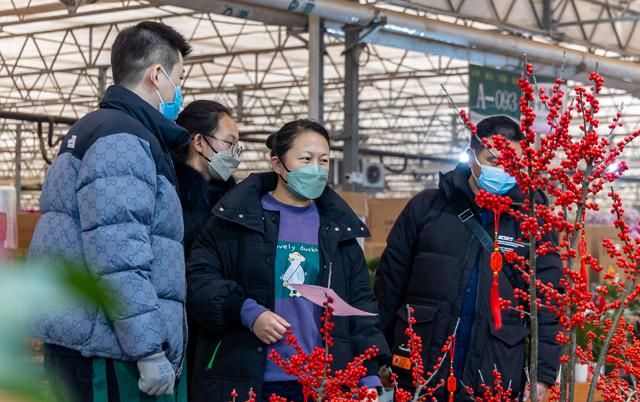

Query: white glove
left=137, top=352, right=175, bottom=396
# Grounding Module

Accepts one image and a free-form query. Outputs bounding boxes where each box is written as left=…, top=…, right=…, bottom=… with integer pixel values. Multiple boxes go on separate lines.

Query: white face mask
left=201, top=138, right=242, bottom=181
left=207, top=149, right=241, bottom=181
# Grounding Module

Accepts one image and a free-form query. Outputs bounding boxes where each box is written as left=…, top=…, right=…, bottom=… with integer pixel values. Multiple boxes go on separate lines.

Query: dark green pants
left=44, top=344, right=186, bottom=402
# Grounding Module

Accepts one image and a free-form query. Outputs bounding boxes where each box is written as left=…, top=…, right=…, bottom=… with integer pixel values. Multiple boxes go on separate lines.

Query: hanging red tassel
left=490, top=250, right=503, bottom=271
left=490, top=271, right=502, bottom=331
left=447, top=373, right=457, bottom=402
left=580, top=259, right=588, bottom=283
left=578, top=237, right=587, bottom=255
left=446, top=336, right=457, bottom=402
left=578, top=237, right=588, bottom=283
left=489, top=213, right=503, bottom=331
left=490, top=247, right=503, bottom=331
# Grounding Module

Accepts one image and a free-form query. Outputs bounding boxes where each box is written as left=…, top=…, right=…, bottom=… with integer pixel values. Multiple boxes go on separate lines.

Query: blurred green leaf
left=59, top=262, right=118, bottom=312
left=367, top=257, right=380, bottom=288
left=0, top=260, right=115, bottom=401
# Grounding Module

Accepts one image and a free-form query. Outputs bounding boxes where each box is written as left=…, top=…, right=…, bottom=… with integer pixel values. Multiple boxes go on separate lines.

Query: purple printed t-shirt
left=242, top=193, right=323, bottom=382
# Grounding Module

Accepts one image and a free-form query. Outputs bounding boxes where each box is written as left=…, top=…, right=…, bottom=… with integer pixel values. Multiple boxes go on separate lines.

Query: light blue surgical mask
left=471, top=150, right=516, bottom=195
left=281, top=162, right=329, bottom=200
left=156, top=66, right=183, bottom=121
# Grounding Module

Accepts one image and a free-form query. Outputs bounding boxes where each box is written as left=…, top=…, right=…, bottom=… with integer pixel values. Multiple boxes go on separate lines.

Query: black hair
left=470, top=115, right=524, bottom=151
left=266, top=119, right=331, bottom=160
left=111, top=21, right=192, bottom=86
left=172, top=100, right=233, bottom=163
left=176, top=100, right=232, bottom=136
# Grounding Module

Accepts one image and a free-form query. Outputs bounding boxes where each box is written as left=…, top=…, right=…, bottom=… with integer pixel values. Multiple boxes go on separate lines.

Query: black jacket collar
left=213, top=172, right=370, bottom=240
left=99, top=85, right=190, bottom=151
left=174, top=160, right=235, bottom=211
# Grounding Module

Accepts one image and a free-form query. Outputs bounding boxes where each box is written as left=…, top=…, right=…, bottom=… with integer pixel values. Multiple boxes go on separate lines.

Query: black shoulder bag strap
left=456, top=206, right=523, bottom=291
left=414, top=188, right=522, bottom=290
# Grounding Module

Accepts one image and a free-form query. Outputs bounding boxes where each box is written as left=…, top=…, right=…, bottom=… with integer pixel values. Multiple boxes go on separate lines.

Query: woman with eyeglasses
left=172, top=100, right=242, bottom=397
left=173, top=100, right=242, bottom=258
left=186, top=119, right=389, bottom=402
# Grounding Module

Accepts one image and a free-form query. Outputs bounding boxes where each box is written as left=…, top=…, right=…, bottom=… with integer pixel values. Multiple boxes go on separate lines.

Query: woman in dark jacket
left=174, top=100, right=241, bottom=258
left=186, top=119, right=390, bottom=402
left=173, top=100, right=241, bottom=396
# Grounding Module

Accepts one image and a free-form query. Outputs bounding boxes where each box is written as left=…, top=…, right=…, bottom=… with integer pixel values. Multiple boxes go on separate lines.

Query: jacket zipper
left=207, top=340, right=222, bottom=370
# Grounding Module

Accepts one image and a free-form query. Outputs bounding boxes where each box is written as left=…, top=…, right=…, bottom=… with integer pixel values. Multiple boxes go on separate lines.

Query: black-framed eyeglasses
left=211, top=136, right=235, bottom=147
left=203, top=135, right=243, bottom=158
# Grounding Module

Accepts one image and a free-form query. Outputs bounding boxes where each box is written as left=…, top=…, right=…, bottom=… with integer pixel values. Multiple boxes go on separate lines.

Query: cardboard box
left=368, top=198, right=410, bottom=244
left=365, top=241, right=387, bottom=260
left=538, top=382, right=602, bottom=401
left=17, top=212, right=40, bottom=255
left=336, top=191, right=368, bottom=218
left=585, top=225, right=622, bottom=283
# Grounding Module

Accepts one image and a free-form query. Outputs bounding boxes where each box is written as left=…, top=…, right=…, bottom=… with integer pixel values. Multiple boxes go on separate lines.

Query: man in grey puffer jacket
left=28, top=21, right=191, bottom=402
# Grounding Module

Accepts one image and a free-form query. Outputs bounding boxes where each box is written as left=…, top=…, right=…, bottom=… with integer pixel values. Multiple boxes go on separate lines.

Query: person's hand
left=137, top=352, right=175, bottom=396
left=522, top=381, right=549, bottom=401
left=380, top=366, right=393, bottom=388
left=252, top=311, right=291, bottom=344
left=28, top=338, right=43, bottom=353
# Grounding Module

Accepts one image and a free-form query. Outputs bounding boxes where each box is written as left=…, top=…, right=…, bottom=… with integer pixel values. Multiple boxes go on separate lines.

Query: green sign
left=469, top=64, right=521, bottom=120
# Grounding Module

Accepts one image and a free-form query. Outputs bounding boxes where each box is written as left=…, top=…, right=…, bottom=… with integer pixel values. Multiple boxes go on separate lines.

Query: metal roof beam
left=238, top=0, right=640, bottom=83
left=147, top=0, right=306, bottom=27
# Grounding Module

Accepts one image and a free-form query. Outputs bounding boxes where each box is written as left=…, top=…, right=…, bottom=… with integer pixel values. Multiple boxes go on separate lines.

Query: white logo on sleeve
left=67, top=135, right=77, bottom=149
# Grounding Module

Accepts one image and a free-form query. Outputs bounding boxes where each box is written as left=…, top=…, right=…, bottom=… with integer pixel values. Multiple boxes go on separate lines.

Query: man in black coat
left=375, top=115, right=562, bottom=401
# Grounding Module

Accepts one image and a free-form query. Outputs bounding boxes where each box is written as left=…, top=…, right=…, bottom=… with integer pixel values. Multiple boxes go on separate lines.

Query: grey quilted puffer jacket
left=28, top=85, right=190, bottom=373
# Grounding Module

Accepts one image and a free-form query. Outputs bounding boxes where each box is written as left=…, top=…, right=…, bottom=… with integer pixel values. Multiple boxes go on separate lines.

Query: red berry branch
left=453, top=62, right=640, bottom=402
left=390, top=305, right=461, bottom=402
left=463, top=369, right=515, bottom=401
left=585, top=187, right=640, bottom=402
left=268, top=296, right=379, bottom=402
left=229, top=388, right=257, bottom=402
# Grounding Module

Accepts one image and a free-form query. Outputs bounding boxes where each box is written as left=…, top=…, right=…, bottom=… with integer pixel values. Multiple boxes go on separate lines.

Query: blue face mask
left=471, top=152, right=516, bottom=195
left=281, top=163, right=329, bottom=200
left=156, top=66, right=183, bottom=121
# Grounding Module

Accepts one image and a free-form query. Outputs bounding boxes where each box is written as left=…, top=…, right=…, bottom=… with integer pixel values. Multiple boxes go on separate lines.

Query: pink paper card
left=291, top=284, right=378, bottom=317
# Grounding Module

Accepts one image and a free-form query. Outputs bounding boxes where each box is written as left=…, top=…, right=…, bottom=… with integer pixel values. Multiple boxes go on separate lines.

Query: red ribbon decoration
left=447, top=335, right=457, bottom=402
left=578, top=236, right=588, bottom=284
left=490, top=213, right=503, bottom=331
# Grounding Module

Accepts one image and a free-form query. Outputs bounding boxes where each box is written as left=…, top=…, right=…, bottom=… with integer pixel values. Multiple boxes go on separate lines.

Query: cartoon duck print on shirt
left=281, top=251, right=307, bottom=297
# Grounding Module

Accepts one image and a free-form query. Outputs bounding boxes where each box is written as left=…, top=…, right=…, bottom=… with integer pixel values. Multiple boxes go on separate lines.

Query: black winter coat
left=174, top=160, right=235, bottom=398
left=187, top=172, right=390, bottom=402
left=374, top=164, right=562, bottom=401
left=174, top=160, right=235, bottom=259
